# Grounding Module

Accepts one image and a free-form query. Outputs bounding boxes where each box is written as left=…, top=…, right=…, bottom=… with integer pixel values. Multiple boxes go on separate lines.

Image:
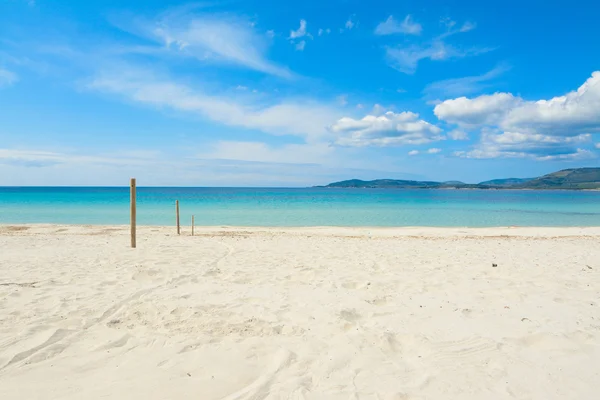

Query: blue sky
left=1, top=0, right=599, bottom=186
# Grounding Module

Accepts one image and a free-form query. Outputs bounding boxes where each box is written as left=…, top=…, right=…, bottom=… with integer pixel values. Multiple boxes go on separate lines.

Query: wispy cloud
left=0, top=145, right=416, bottom=186
left=408, top=148, right=442, bottom=156
left=118, top=10, right=294, bottom=78
left=340, top=16, right=356, bottom=32
left=0, top=148, right=156, bottom=168
left=0, top=67, right=18, bottom=87
left=423, top=64, right=511, bottom=99
left=289, top=19, right=308, bottom=39
left=375, top=15, right=422, bottom=36
left=88, top=67, right=343, bottom=141
left=384, top=19, right=489, bottom=74
left=460, top=21, right=476, bottom=32
left=295, top=40, right=306, bottom=51
left=437, top=21, right=477, bottom=40
left=386, top=42, right=490, bottom=74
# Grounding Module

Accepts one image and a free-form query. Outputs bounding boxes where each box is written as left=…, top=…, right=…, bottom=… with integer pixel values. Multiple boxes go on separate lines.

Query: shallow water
left=2, top=187, right=600, bottom=226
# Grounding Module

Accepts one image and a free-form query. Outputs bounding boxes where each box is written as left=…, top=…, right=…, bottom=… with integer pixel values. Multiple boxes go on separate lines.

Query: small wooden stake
left=176, top=200, right=180, bottom=235
left=130, top=178, right=136, bottom=248
left=192, top=215, right=195, bottom=236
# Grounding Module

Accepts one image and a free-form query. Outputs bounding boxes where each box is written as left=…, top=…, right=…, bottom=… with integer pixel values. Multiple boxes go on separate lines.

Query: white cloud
left=0, top=67, right=18, bottom=87
left=454, top=131, right=593, bottom=160
left=437, top=20, right=478, bottom=40
left=89, top=68, right=343, bottom=141
left=596, top=143, right=600, bottom=149
left=318, top=28, right=330, bottom=36
left=448, top=129, right=469, bottom=140
left=385, top=42, right=490, bottom=75
left=460, top=21, right=477, bottom=33
left=423, top=64, right=510, bottom=98
left=295, top=40, right=306, bottom=51
left=384, top=19, right=489, bottom=74
left=408, top=150, right=419, bottom=156
left=502, top=71, right=600, bottom=136
left=397, top=88, right=407, bottom=93
left=135, top=12, right=293, bottom=78
left=266, top=30, right=275, bottom=38
left=344, top=18, right=355, bottom=30
left=440, top=72, right=600, bottom=160
left=290, top=19, right=308, bottom=39
left=427, top=148, right=442, bottom=154
left=337, top=95, right=348, bottom=106
left=434, top=92, right=521, bottom=127
left=436, top=71, right=600, bottom=136
left=375, top=15, right=422, bottom=36
left=330, top=111, right=444, bottom=147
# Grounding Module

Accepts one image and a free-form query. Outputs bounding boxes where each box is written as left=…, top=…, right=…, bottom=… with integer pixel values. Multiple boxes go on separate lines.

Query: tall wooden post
left=130, top=178, right=136, bottom=248
left=176, top=200, right=180, bottom=235
left=192, top=215, right=195, bottom=236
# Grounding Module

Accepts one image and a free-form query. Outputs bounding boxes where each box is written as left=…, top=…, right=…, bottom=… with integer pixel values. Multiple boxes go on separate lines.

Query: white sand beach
left=1, top=224, right=599, bottom=399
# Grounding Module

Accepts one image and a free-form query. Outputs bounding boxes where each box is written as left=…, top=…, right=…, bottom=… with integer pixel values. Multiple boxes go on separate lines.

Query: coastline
left=3, top=224, right=600, bottom=237
left=1, top=224, right=599, bottom=399
left=319, top=186, right=600, bottom=190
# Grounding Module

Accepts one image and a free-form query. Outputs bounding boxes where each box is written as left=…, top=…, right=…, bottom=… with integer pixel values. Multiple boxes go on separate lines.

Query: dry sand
left=1, top=224, right=599, bottom=399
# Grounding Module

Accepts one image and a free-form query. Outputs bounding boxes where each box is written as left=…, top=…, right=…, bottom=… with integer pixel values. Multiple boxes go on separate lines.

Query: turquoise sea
left=1, top=187, right=600, bottom=227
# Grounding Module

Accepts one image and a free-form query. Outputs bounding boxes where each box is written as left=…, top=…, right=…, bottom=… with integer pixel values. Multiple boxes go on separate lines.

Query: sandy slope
left=0, top=225, right=599, bottom=399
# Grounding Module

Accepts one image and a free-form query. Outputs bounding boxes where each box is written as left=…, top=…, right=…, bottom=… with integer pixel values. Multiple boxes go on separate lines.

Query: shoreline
left=3, top=224, right=600, bottom=237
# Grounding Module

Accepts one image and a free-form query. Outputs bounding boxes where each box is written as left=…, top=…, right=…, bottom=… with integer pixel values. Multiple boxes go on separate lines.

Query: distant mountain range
left=321, top=168, right=600, bottom=190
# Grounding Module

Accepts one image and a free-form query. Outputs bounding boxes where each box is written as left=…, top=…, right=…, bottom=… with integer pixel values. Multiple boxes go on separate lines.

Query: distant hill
left=321, top=168, right=600, bottom=190
left=512, top=168, right=600, bottom=189
left=325, top=179, right=441, bottom=188
left=478, top=178, right=534, bottom=187
left=442, top=181, right=466, bottom=185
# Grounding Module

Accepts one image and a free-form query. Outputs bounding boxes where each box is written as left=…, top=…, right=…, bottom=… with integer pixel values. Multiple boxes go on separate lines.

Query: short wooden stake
left=130, top=178, right=136, bottom=248
left=176, top=200, right=180, bottom=235
left=192, top=215, right=195, bottom=236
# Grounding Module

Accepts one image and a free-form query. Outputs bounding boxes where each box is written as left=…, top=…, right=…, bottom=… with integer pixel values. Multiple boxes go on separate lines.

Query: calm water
left=1, top=187, right=600, bottom=227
